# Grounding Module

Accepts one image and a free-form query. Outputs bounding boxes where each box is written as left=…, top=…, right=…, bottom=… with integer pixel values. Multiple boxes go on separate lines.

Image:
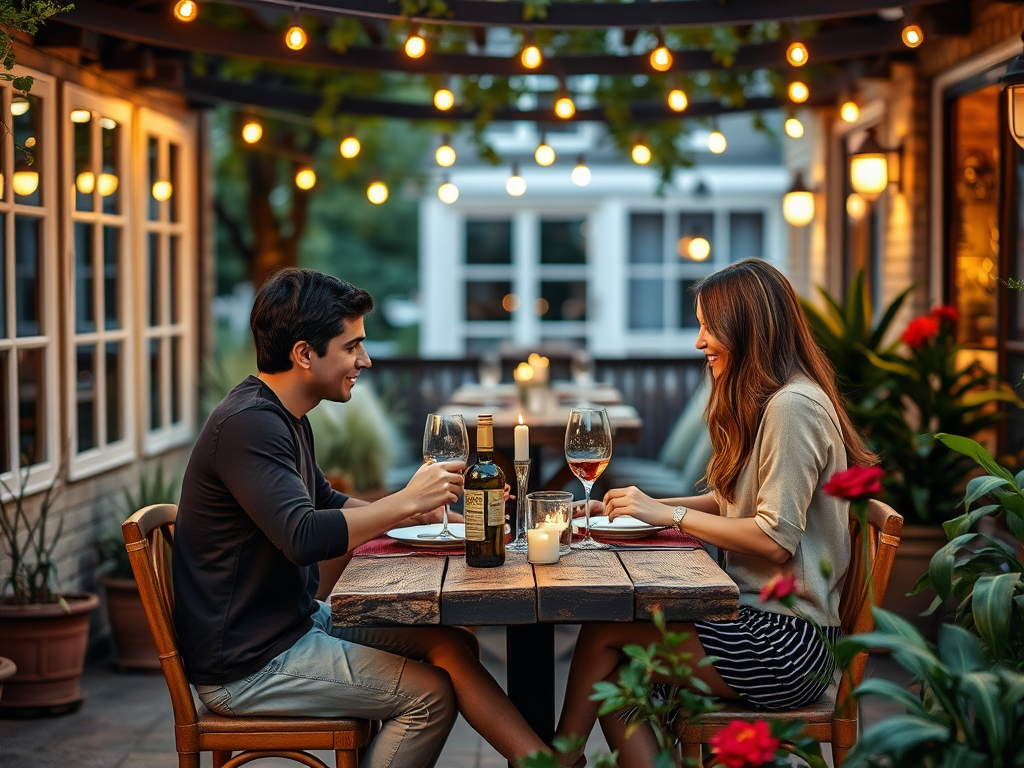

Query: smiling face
left=308, top=316, right=371, bottom=403
left=695, top=297, right=729, bottom=379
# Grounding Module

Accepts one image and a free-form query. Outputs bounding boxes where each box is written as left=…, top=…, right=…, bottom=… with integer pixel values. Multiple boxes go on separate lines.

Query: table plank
left=442, top=552, right=537, bottom=626
left=535, top=550, right=634, bottom=622
left=331, top=556, right=445, bottom=627
left=618, top=550, right=740, bottom=622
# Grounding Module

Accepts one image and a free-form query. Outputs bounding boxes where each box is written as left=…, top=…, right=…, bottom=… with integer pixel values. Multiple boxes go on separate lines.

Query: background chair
left=122, top=504, right=373, bottom=768
left=676, top=499, right=903, bottom=767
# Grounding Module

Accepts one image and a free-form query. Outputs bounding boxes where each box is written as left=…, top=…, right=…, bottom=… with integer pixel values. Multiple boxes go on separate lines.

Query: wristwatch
left=672, top=505, right=689, bottom=532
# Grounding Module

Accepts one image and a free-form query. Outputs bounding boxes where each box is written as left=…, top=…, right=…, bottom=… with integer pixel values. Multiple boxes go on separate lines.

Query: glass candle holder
left=527, top=490, right=573, bottom=557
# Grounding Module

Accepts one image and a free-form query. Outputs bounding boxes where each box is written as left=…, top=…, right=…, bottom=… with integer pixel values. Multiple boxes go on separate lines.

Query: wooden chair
left=676, top=499, right=903, bottom=766
left=122, top=504, right=373, bottom=768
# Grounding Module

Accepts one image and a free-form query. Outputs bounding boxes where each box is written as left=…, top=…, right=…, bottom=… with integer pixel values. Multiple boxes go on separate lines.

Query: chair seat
left=693, top=687, right=836, bottom=727
left=198, top=706, right=370, bottom=734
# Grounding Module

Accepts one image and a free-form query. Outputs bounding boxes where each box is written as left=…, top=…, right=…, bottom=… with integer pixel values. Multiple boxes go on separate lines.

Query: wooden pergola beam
left=62, top=0, right=910, bottom=77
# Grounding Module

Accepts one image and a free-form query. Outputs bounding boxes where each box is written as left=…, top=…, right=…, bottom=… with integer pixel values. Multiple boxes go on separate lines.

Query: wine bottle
left=464, top=414, right=506, bottom=567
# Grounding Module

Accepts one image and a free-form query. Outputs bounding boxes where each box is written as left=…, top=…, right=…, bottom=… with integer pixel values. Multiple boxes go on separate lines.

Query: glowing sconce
left=70, top=109, right=91, bottom=123
left=11, top=97, right=29, bottom=116
left=846, top=193, right=868, bottom=221
left=1000, top=33, right=1024, bottom=150
left=782, top=173, right=815, bottom=227
left=849, top=127, right=902, bottom=201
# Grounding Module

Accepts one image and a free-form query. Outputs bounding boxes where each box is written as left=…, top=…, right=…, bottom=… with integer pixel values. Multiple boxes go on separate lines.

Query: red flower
left=901, top=315, right=940, bottom=349
left=930, top=305, right=960, bottom=326
left=759, top=573, right=797, bottom=603
left=709, top=720, right=780, bottom=768
left=822, top=465, right=884, bottom=501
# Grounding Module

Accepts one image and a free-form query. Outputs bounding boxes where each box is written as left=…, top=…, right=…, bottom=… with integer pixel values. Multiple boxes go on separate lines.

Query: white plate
left=573, top=515, right=666, bottom=540
left=387, top=523, right=466, bottom=549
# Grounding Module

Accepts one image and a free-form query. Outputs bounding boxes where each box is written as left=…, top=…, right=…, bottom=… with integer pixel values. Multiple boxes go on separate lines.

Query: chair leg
left=179, top=753, right=200, bottom=768
left=213, top=750, right=233, bottom=768
left=336, top=749, right=359, bottom=768
left=832, top=744, right=848, bottom=767
left=680, top=740, right=701, bottom=766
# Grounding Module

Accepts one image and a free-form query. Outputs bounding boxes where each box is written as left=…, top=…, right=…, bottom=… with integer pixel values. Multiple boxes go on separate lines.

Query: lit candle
left=527, top=528, right=559, bottom=563
left=515, top=415, right=529, bottom=461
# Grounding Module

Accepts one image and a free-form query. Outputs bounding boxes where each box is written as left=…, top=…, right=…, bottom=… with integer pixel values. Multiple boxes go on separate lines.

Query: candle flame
left=518, top=414, right=525, bottom=425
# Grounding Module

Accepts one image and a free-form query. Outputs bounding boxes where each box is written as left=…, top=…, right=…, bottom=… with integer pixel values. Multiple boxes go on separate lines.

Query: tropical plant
left=0, top=462, right=65, bottom=606
left=96, top=466, right=179, bottom=580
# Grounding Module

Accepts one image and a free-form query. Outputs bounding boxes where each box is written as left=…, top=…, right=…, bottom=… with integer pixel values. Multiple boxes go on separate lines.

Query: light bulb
left=12, top=171, right=39, bottom=197
left=521, top=44, right=542, bottom=69
left=846, top=193, right=868, bottom=220
left=786, top=41, right=808, bottom=67
left=668, top=89, right=688, bottom=112
left=788, top=81, right=809, bottom=104
left=70, top=109, right=91, bottom=123
left=151, top=180, right=173, bottom=201
left=708, top=130, right=727, bottom=154
left=840, top=101, right=860, bottom=123
left=849, top=154, right=888, bottom=199
left=286, top=25, right=307, bottom=51
left=100, top=117, right=116, bottom=130
left=783, top=190, right=814, bottom=227
left=76, top=171, right=95, bottom=194
left=784, top=117, right=804, bottom=138
left=242, top=121, right=263, bottom=143
left=438, top=181, right=459, bottom=204
left=405, top=32, right=426, bottom=59
left=435, top=144, right=456, bottom=167
left=367, top=181, right=389, bottom=204
left=631, top=143, right=652, bottom=165
left=571, top=161, right=591, bottom=187
left=97, top=173, right=118, bottom=196
left=10, top=98, right=29, bottom=116
left=534, top=142, right=555, bottom=166
left=433, top=88, right=455, bottom=110
left=687, top=236, right=711, bottom=261
left=295, top=168, right=316, bottom=190
left=173, top=0, right=197, bottom=22
left=554, top=96, right=575, bottom=119
left=506, top=172, right=526, bottom=196
left=340, top=136, right=361, bottom=158
left=902, top=23, right=923, bottom=48
left=650, top=45, right=673, bottom=72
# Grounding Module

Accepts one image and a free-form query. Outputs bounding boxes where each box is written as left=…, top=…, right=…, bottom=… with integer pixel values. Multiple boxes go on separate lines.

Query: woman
left=555, top=259, right=875, bottom=767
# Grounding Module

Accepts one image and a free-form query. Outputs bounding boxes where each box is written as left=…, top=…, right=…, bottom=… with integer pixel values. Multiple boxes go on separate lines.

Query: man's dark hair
left=250, top=268, right=374, bottom=373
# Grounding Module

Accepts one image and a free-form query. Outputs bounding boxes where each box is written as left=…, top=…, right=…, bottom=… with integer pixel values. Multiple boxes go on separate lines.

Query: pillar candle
left=514, top=419, right=529, bottom=461
left=527, top=528, right=559, bottom=564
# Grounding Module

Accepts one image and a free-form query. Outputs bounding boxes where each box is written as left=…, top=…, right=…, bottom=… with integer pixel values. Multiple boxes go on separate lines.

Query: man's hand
left=399, top=460, right=465, bottom=515
left=398, top=508, right=466, bottom=527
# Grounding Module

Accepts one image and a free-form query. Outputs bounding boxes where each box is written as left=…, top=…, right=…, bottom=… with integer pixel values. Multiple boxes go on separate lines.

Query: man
left=173, top=268, right=552, bottom=768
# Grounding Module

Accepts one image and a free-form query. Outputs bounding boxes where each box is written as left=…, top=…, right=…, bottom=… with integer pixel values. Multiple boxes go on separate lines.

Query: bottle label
left=464, top=490, right=486, bottom=541
left=488, top=491, right=504, bottom=526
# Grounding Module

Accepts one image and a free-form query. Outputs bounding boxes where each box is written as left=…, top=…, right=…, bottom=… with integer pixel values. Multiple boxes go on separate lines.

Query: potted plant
left=0, top=464, right=100, bottom=716
left=95, top=466, right=178, bottom=672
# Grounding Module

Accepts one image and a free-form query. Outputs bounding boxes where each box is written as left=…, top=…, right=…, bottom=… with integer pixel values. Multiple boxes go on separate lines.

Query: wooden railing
left=365, top=357, right=707, bottom=461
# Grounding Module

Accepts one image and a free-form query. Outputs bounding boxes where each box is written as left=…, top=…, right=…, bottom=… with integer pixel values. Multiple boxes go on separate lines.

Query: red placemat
left=353, top=535, right=459, bottom=557
left=576, top=527, right=705, bottom=550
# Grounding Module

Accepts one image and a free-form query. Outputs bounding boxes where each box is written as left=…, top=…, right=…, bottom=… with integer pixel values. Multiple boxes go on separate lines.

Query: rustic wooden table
left=330, top=547, right=738, bottom=747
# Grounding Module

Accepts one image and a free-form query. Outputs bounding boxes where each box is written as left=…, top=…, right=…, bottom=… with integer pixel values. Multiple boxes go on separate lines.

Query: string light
left=571, top=155, right=591, bottom=186
left=708, top=127, right=727, bottom=154
left=506, top=164, right=526, bottom=196
left=686, top=236, right=711, bottom=261
left=786, top=41, right=808, bottom=66
left=285, top=24, right=307, bottom=51
left=840, top=101, right=860, bottom=123
left=433, top=87, right=455, bottom=111
left=152, top=180, right=173, bottom=201
left=76, top=172, right=95, bottom=194
left=97, top=173, right=118, bottom=196
left=405, top=29, right=427, bottom=58
left=631, top=141, right=652, bottom=165
left=241, top=120, right=263, bottom=143
left=788, top=81, right=809, bottom=104
left=173, top=0, right=198, bottom=22
left=70, top=109, right=91, bottom=123
left=340, top=135, right=361, bottom=158
left=367, top=181, right=389, bottom=204
left=12, top=171, right=39, bottom=196
left=534, top=137, right=555, bottom=166
left=902, top=22, right=923, bottom=47
left=668, top=88, right=688, bottom=112
left=554, top=93, right=576, bottom=119
left=10, top=98, right=29, bottom=116
left=784, top=116, right=804, bottom=138
left=437, top=177, right=459, bottom=204
left=435, top=136, right=456, bottom=167
left=295, top=168, right=316, bottom=190
left=521, top=34, right=542, bottom=69
left=649, top=40, right=673, bottom=72
left=846, top=193, right=868, bottom=220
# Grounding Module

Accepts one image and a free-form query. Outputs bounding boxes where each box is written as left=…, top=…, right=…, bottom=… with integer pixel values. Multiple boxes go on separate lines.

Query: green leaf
left=934, top=434, right=1018, bottom=485
left=854, top=678, right=928, bottom=716
left=943, top=504, right=1001, bottom=539
left=652, top=752, right=676, bottom=768
left=843, top=715, right=950, bottom=767
left=964, top=476, right=1011, bottom=508
left=11, top=75, right=32, bottom=93
left=929, top=534, right=978, bottom=601
left=961, top=671, right=1006, bottom=754
left=972, top=573, right=1020, bottom=658
left=937, top=744, right=989, bottom=768
left=516, top=751, right=560, bottom=768
left=936, top=623, right=983, bottom=674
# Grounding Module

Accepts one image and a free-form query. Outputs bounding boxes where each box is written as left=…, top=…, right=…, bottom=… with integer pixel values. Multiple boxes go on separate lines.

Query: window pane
left=629, top=279, right=663, bottom=329
left=17, top=347, right=46, bottom=466
left=465, top=220, right=512, bottom=264
left=171, top=337, right=181, bottom=424
left=76, top=344, right=96, bottom=452
left=677, top=213, right=714, bottom=263
left=148, top=136, right=159, bottom=221
left=0, top=351, right=8, bottom=473
left=74, top=222, right=95, bottom=333
left=729, top=212, right=764, bottom=261
left=630, top=213, right=664, bottom=264
left=13, top=95, right=41, bottom=207
left=105, top=342, right=121, bottom=444
left=101, top=117, right=121, bottom=214
left=539, top=281, right=586, bottom=322
left=679, top=280, right=700, bottom=328
left=74, top=116, right=93, bottom=212
left=540, top=220, right=586, bottom=264
left=169, top=142, right=180, bottom=223
left=103, top=227, right=119, bottom=330
left=0, top=213, right=5, bottom=338
left=149, top=338, right=162, bottom=430
left=169, top=235, right=179, bottom=324
left=149, top=233, right=159, bottom=326
left=14, top=217, right=41, bottom=337
left=466, top=280, right=512, bottom=321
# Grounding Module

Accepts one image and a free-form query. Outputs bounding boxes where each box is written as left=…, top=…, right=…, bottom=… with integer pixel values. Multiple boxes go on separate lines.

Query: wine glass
left=419, top=413, right=469, bottom=540
left=565, top=406, right=613, bottom=550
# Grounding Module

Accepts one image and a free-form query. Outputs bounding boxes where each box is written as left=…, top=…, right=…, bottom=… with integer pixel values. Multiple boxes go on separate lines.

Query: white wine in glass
left=565, top=407, right=613, bottom=550
left=420, top=413, right=469, bottom=540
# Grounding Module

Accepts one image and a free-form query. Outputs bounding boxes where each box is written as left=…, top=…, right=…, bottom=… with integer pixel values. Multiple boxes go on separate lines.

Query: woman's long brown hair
left=695, top=259, right=875, bottom=503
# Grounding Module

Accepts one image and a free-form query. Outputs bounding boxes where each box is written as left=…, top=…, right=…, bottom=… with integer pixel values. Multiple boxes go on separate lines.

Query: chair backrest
left=121, top=504, right=200, bottom=729
left=657, top=379, right=711, bottom=470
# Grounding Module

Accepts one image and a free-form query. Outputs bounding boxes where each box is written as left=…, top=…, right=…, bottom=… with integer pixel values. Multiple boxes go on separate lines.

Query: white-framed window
left=63, top=84, right=135, bottom=480
left=0, top=71, right=60, bottom=496
left=137, top=108, right=196, bottom=455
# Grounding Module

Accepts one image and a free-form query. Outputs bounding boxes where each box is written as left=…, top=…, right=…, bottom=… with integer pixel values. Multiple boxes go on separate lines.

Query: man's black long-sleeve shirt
left=172, top=376, right=350, bottom=685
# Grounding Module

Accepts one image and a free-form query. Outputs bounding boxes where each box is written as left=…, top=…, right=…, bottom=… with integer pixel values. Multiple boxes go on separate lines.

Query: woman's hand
left=571, top=499, right=604, bottom=519
left=603, top=486, right=674, bottom=528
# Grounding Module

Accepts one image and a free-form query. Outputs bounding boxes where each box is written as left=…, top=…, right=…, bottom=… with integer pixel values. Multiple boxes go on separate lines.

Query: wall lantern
left=782, top=173, right=814, bottom=227
left=1000, top=34, right=1024, bottom=150
left=849, top=127, right=902, bottom=201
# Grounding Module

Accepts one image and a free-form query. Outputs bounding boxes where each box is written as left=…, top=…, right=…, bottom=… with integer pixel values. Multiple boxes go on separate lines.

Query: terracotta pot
left=0, top=656, right=17, bottom=702
left=98, top=576, right=160, bottom=672
left=880, top=524, right=949, bottom=641
left=0, top=592, right=100, bottom=716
